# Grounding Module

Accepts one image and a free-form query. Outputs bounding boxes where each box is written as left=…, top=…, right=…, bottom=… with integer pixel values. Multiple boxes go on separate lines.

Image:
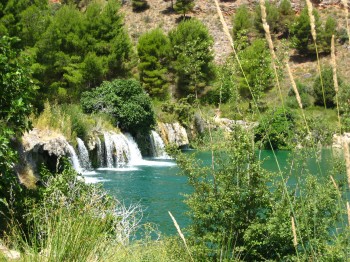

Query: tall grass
left=32, top=102, right=117, bottom=144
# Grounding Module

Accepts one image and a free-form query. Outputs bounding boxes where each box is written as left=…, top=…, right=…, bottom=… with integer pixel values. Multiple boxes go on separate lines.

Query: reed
left=259, top=0, right=285, bottom=107
left=291, top=216, right=298, bottom=248
left=341, top=0, right=350, bottom=44
left=331, top=35, right=341, bottom=131
left=306, top=0, right=326, bottom=109
left=343, top=139, right=350, bottom=188
left=168, top=211, right=194, bottom=262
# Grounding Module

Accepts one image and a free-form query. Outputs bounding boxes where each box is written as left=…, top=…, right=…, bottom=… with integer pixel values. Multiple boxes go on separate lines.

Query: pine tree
left=137, top=29, right=170, bottom=98
left=174, top=0, right=194, bottom=18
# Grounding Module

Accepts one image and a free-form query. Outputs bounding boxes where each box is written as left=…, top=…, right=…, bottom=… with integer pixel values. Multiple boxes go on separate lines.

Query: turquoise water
left=84, top=149, right=339, bottom=236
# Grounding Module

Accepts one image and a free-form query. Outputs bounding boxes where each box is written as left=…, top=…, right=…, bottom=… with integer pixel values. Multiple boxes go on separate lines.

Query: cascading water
left=104, top=132, right=114, bottom=168
left=96, top=136, right=104, bottom=167
left=111, top=133, right=130, bottom=166
left=66, top=143, right=83, bottom=173
left=150, top=131, right=171, bottom=159
left=124, top=133, right=143, bottom=165
left=76, top=138, right=92, bottom=170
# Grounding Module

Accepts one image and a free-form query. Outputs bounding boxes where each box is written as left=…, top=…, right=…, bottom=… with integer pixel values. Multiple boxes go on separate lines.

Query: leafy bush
left=313, top=67, right=340, bottom=108
left=0, top=36, right=36, bottom=234
left=169, top=19, right=215, bottom=97
left=232, top=5, right=252, bottom=39
left=81, top=79, right=156, bottom=135
left=172, top=127, right=348, bottom=260
left=254, top=1, right=280, bottom=34
left=236, top=39, right=273, bottom=101
left=132, top=0, right=150, bottom=12
left=255, top=107, right=296, bottom=149
left=286, top=82, right=312, bottom=109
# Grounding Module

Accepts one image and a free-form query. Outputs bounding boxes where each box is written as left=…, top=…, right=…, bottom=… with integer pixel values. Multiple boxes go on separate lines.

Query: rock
left=333, top=133, right=350, bottom=149
left=158, top=122, right=189, bottom=147
left=20, top=128, right=72, bottom=173
left=0, top=243, right=20, bottom=260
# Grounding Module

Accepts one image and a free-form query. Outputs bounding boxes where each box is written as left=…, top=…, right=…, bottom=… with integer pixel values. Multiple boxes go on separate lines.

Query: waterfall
left=66, top=143, right=83, bottom=173
left=76, top=138, right=92, bottom=170
left=124, top=133, right=143, bottom=165
left=150, top=130, right=171, bottom=159
left=96, top=136, right=104, bottom=167
left=104, top=132, right=114, bottom=168
left=111, top=133, right=130, bottom=166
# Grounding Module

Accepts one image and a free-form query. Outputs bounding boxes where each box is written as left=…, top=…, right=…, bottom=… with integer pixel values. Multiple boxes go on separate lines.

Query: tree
left=32, top=0, right=131, bottom=105
left=289, top=7, right=321, bottom=54
left=169, top=19, right=215, bottom=98
left=278, top=0, right=294, bottom=36
left=174, top=0, right=194, bottom=18
left=80, top=79, right=156, bottom=135
left=236, top=39, right=273, bottom=101
left=137, top=28, right=170, bottom=98
left=313, top=67, right=339, bottom=108
left=0, top=36, right=36, bottom=233
left=319, top=16, right=337, bottom=53
left=232, top=5, right=252, bottom=39
left=254, top=1, right=280, bottom=34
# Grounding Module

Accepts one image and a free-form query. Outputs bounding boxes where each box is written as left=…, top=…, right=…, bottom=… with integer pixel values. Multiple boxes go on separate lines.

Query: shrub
left=232, top=5, right=252, bottom=39
left=313, top=67, right=340, bottom=108
left=81, top=79, right=156, bottom=135
left=169, top=19, right=215, bottom=98
left=286, top=82, right=312, bottom=109
left=255, top=107, right=296, bottom=149
left=236, top=39, right=273, bottom=101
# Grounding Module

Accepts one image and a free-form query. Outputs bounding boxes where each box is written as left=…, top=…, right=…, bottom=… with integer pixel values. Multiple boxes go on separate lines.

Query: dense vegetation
left=1, top=0, right=350, bottom=260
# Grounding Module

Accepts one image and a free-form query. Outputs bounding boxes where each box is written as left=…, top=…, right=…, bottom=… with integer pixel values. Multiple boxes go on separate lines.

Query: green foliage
left=203, top=61, right=236, bottom=106
left=32, top=1, right=131, bottom=105
left=255, top=107, right=296, bottom=149
left=160, top=96, right=195, bottom=127
left=81, top=79, right=156, bottom=135
left=232, top=5, right=252, bottom=39
left=0, top=36, right=36, bottom=231
left=319, top=15, right=337, bottom=53
left=172, top=127, right=348, bottom=260
left=132, top=0, right=150, bottom=11
left=254, top=1, right=280, bottom=34
left=137, top=28, right=170, bottom=98
left=289, top=7, right=322, bottom=54
left=278, top=0, right=295, bottom=35
left=286, top=82, right=312, bottom=109
left=172, top=127, right=270, bottom=260
left=338, top=83, right=350, bottom=132
left=313, top=67, right=339, bottom=108
left=236, top=39, right=273, bottom=101
left=169, top=19, right=215, bottom=97
left=174, top=0, right=194, bottom=18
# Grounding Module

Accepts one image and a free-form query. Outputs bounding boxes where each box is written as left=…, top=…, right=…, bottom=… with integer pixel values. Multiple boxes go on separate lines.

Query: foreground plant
left=172, top=126, right=349, bottom=260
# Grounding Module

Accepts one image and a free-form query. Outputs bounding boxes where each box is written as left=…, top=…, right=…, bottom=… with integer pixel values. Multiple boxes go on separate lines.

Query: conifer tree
left=174, top=0, right=194, bottom=18
left=137, top=29, right=170, bottom=98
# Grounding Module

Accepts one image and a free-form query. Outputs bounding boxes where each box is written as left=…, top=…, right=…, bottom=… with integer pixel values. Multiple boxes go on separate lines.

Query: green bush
left=81, top=79, right=156, bottom=135
left=132, top=0, right=150, bottom=12
left=236, top=39, right=273, bottom=101
left=255, top=107, right=296, bottom=149
left=286, top=82, right=312, bottom=109
left=172, top=127, right=348, bottom=260
left=169, top=19, right=215, bottom=97
left=232, top=5, right=252, bottom=39
left=254, top=1, right=280, bottom=34
left=313, top=67, right=340, bottom=108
